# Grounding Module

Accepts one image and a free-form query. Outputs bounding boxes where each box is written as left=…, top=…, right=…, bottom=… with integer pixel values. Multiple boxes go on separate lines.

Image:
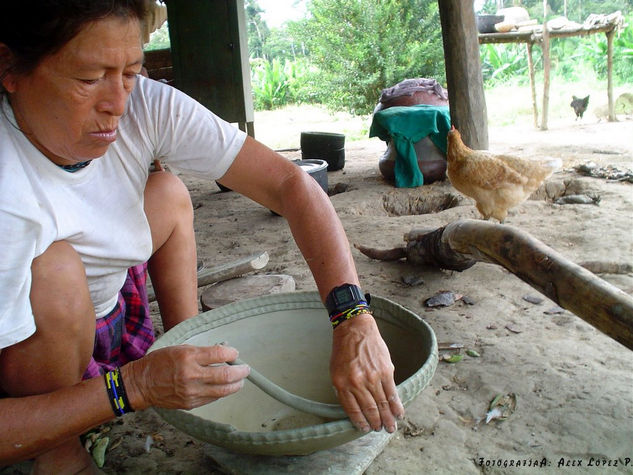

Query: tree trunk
left=438, top=0, right=488, bottom=149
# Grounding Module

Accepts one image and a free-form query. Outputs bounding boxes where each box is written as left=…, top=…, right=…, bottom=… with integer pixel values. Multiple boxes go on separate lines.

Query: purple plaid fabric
left=82, top=263, right=155, bottom=380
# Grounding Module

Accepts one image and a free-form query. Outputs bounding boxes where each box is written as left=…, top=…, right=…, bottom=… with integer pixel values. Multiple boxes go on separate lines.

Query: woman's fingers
left=337, top=381, right=400, bottom=433
left=124, top=344, right=250, bottom=410
left=330, top=313, right=404, bottom=433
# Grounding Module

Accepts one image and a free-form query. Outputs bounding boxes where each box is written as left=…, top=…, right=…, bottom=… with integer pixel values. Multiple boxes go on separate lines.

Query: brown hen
left=446, top=127, right=561, bottom=222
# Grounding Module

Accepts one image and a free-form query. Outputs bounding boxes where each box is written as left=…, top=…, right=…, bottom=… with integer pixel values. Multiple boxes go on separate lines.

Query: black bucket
left=300, top=132, right=346, bottom=171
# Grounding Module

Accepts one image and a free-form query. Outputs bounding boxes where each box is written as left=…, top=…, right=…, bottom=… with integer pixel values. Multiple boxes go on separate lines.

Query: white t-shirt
left=0, top=76, right=247, bottom=349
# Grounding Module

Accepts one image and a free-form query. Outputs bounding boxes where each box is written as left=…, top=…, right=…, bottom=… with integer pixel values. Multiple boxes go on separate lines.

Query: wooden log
left=147, top=251, right=269, bottom=302
left=435, top=220, right=632, bottom=350
left=357, top=220, right=633, bottom=351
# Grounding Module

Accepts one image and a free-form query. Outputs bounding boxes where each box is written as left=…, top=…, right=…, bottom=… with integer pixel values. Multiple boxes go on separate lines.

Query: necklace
left=58, top=160, right=92, bottom=172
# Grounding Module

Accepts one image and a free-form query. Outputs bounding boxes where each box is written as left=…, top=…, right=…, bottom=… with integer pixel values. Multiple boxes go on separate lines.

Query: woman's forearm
left=281, top=172, right=360, bottom=300
left=0, top=376, right=114, bottom=464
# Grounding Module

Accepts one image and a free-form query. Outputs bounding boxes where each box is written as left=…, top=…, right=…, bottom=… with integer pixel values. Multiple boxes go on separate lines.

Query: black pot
left=476, top=14, right=505, bottom=33
left=300, top=131, right=346, bottom=171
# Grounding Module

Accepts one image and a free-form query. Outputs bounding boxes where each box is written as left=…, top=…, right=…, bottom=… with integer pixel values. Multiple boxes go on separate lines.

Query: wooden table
left=479, top=17, right=622, bottom=130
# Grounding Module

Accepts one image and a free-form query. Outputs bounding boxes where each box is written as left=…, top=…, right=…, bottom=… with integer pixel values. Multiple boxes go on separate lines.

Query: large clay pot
left=375, top=78, right=449, bottom=112
left=149, top=292, right=438, bottom=456
left=379, top=138, right=447, bottom=185
left=374, top=78, right=449, bottom=185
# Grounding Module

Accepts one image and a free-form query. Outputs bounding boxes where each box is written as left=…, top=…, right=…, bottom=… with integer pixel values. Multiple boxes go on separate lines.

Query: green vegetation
left=144, top=21, right=170, bottom=51
left=480, top=12, right=633, bottom=86
left=144, top=1, right=632, bottom=116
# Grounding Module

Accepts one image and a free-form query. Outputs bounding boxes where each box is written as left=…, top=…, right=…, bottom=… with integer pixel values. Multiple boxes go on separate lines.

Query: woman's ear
left=0, top=43, right=17, bottom=93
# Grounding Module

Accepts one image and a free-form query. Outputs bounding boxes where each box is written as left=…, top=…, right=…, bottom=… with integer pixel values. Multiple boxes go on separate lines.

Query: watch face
left=326, top=284, right=364, bottom=314
left=333, top=286, right=354, bottom=304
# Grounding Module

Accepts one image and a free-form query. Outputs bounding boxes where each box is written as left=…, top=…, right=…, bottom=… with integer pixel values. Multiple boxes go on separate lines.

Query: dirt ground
left=3, top=116, right=632, bottom=474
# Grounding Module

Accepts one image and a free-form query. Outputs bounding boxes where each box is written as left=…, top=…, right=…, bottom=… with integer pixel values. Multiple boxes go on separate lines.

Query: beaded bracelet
left=104, top=367, right=134, bottom=417
left=329, top=302, right=372, bottom=329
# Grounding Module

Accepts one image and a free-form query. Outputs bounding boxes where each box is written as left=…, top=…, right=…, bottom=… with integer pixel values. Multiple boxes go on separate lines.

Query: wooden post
left=526, top=42, right=539, bottom=128
left=438, top=0, right=488, bottom=149
left=607, top=28, right=616, bottom=122
left=540, top=0, right=551, bottom=130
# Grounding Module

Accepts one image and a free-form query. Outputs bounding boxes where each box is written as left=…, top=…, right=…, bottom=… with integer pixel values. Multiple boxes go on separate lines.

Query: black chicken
left=571, top=95, right=590, bottom=120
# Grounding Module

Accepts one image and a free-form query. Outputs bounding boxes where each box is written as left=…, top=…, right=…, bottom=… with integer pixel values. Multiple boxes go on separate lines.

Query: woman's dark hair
left=0, top=1, right=150, bottom=82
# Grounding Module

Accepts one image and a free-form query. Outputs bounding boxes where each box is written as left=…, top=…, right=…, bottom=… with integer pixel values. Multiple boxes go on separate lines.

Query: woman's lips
left=90, top=129, right=117, bottom=143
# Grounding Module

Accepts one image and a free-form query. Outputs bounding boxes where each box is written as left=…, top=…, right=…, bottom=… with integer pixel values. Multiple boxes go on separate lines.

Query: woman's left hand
left=329, top=312, right=404, bottom=433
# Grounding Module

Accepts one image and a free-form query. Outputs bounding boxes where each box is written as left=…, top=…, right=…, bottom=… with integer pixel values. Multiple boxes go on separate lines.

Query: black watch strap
left=325, top=284, right=367, bottom=315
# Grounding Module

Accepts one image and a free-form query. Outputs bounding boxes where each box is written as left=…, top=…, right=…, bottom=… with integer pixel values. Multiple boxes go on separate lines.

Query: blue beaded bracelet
left=104, top=368, right=134, bottom=417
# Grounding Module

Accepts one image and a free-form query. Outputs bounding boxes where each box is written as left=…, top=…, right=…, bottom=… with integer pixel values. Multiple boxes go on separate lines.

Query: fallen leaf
left=424, top=291, right=457, bottom=308
left=522, top=294, right=544, bottom=305
left=442, top=354, right=464, bottom=363
left=485, top=393, right=517, bottom=423
left=544, top=305, right=565, bottom=315
left=401, top=274, right=425, bottom=286
left=91, top=437, right=109, bottom=468
left=403, top=420, right=425, bottom=438
left=505, top=324, right=523, bottom=334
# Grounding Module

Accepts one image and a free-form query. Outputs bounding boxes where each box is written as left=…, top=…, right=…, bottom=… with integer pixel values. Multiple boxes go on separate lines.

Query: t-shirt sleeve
left=130, top=76, right=247, bottom=179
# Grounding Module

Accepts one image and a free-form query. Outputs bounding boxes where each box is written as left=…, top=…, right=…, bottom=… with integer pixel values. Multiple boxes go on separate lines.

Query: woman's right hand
left=121, top=344, right=250, bottom=411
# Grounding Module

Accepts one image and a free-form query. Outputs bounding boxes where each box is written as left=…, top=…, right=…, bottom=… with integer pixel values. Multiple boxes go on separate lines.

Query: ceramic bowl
left=149, top=291, right=437, bottom=456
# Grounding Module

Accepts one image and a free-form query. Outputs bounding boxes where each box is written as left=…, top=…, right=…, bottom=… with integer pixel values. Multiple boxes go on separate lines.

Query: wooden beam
left=540, top=1, right=551, bottom=130
left=438, top=0, right=488, bottom=149
left=607, top=29, right=616, bottom=121
left=526, top=43, right=539, bottom=128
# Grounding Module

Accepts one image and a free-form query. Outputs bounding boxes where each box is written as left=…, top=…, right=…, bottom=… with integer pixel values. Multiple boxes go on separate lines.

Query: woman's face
left=3, top=16, right=144, bottom=165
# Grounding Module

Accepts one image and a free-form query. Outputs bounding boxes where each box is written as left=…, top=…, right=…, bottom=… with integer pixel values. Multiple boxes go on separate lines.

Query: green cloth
left=369, top=105, right=451, bottom=188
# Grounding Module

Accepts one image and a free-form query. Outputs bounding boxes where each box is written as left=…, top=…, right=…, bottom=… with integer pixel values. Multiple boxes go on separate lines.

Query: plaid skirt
left=82, top=263, right=155, bottom=380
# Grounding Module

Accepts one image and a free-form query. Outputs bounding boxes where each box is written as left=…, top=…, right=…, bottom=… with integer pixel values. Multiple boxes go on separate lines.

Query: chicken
left=446, top=126, right=562, bottom=222
left=571, top=95, right=590, bottom=120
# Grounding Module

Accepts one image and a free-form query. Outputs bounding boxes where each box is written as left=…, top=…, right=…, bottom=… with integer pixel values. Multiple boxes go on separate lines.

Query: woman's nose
left=96, top=77, right=130, bottom=116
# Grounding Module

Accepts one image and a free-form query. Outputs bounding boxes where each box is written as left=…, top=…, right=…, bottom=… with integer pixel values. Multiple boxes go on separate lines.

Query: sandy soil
left=3, top=116, right=632, bottom=475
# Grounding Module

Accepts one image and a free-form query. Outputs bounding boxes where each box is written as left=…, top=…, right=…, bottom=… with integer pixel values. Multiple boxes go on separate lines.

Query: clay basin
left=148, top=291, right=438, bottom=456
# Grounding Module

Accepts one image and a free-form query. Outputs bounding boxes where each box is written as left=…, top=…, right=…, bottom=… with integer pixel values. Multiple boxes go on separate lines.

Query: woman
left=0, top=1, right=403, bottom=472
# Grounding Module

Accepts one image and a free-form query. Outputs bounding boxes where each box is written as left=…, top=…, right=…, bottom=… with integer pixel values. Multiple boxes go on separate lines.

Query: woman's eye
left=80, top=78, right=100, bottom=85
